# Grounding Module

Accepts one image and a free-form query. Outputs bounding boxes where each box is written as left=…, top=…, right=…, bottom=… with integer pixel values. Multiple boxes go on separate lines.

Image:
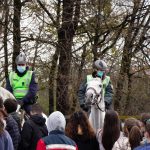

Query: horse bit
left=86, top=87, right=105, bottom=112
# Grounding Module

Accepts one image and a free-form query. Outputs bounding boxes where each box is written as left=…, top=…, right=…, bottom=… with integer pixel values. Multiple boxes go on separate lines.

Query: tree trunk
left=12, top=0, right=21, bottom=70
left=92, top=0, right=104, bottom=61
left=114, top=48, right=132, bottom=113
left=49, top=47, right=59, bottom=114
left=3, top=0, right=9, bottom=80
left=77, top=45, right=86, bottom=88
left=114, top=0, right=141, bottom=113
left=57, top=0, right=81, bottom=115
left=48, top=0, right=61, bottom=114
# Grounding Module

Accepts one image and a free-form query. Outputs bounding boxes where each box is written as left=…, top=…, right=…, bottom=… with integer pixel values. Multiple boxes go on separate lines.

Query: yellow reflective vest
left=9, top=71, right=33, bottom=99
left=86, top=74, right=110, bottom=95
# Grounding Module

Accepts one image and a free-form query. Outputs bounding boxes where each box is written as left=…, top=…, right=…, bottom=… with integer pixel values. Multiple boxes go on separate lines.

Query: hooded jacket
left=36, top=111, right=78, bottom=150
left=18, top=114, right=48, bottom=150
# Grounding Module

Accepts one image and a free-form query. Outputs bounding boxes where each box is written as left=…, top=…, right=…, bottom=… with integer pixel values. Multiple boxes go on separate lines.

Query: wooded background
left=0, top=0, right=150, bottom=116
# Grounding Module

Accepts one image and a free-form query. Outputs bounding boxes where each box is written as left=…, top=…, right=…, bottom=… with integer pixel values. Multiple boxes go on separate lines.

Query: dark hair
left=31, top=103, right=43, bottom=114
left=141, top=113, right=150, bottom=126
left=0, top=99, right=5, bottom=134
left=0, top=119, right=5, bottom=134
left=124, top=118, right=140, bottom=137
left=65, top=110, right=95, bottom=140
left=0, top=108, right=8, bottom=119
left=129, top=126, right=142, bottom=150
left=145, top=119, right=150, bottom=135
left=102, top=110, right=120, bottom=150
left=0, top=97, right=3, bottom=108
left=4, top=98, right=17, bottom=113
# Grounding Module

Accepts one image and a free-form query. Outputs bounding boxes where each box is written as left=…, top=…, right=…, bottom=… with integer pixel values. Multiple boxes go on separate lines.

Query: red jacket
left=36, top=130, right=78, bottom=150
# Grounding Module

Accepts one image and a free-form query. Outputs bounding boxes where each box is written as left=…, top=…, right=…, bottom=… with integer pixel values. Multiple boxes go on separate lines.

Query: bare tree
left=3, top=0, right=10, bottom=79
left=56, top=0, right=81, bottom=115
left=114, top=0, right=150, bottom=114
left=12, top=0, right=21, bottom=69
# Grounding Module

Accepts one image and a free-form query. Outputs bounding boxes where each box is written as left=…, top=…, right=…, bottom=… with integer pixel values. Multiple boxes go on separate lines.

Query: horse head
left=85, top=77, right=103, bottom=106
left=85, top=77, right=105, bottom=131
left=0, top=87, right=16, bottom=102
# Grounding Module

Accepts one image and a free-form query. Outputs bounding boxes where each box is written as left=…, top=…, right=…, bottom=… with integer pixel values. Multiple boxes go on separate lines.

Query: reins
left=86, top=87, right=105, bottom=112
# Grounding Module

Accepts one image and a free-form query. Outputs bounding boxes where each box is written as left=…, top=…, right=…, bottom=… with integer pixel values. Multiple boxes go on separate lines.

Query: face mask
left=97, top=71, right=104, bottom=78
left=17, top=66, right=26, bottom=73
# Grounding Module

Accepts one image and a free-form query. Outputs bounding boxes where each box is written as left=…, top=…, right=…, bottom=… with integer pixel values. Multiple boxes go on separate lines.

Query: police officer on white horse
left=78, top=59, right=113, bottom=112
left=6, top=52, right=38, bottom=115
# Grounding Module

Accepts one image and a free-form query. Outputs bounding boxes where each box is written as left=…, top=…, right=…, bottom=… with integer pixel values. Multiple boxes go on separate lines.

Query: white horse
left=0, top=87, right=16, bottom=101
left=0, top=87, right=48, bottom=126
left=85, top=77, right=105, bottom=131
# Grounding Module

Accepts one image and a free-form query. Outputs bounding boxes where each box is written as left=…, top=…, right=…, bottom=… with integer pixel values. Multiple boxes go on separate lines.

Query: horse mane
left=87, top=77, right=102, bottom=86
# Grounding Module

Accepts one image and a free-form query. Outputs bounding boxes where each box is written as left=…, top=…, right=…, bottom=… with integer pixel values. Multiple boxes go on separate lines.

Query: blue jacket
left=36, top=130, right=78, bottom=150
left=0, top=130, right=14, bottom=150
left=134, top=143, right=150, bottom=150
left=6, top=67, right=38, bottom=104
left=78, top=75, right=113, bottom=106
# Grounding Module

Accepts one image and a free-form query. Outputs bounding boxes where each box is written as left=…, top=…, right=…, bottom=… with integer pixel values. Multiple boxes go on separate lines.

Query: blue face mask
left=97, top=71, right=104, bottom=78
left=17, top=66, right=26, bottom=73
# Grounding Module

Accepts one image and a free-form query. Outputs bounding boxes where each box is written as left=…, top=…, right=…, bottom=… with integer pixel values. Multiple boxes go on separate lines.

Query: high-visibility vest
left=86, top=74, right=110, bottom=95
left=9, top=71, right=33, bottom=99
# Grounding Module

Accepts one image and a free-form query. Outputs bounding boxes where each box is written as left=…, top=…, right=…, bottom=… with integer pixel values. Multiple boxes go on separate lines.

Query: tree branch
left=36, top=0, right=57, bottom=27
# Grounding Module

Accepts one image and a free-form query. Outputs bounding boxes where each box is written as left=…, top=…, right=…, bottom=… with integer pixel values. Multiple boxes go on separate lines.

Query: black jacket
left=10, top=112, right=21, bottom=133
left=74, top=135, right=99, bottom=150
left=18, top=114, right=48, bottom=150
left=6, top=115, right=21, bottom=150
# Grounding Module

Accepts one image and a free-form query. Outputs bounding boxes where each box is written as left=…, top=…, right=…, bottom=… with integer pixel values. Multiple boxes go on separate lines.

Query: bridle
left=86, top=87, right=105, bottom=112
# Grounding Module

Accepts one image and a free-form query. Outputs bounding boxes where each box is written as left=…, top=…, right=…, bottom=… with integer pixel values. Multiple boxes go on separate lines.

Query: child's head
left=139, top=113, right=150, bottom=135
left=144, top=119, right=150, bottom=140
left=65, top=110, right=95, bottom=140
left=124, top=118, right=140, bottom=137
left=47, top=111, right=66, bottom=132
left=4, top=98, right=17, bottom=113
left=102, top=110, right=120, bottom=150
left=0, top=97, right=4, bottom=109
left=30, top=103, right=43, bottom=115
left=141, top=113, right=150, bottom=127
left=124, top=118, right=142, bottom=149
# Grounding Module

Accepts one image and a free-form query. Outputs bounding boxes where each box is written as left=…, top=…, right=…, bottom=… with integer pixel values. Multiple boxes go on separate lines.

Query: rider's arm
left=6, top=78, right=13, bottom=93
left=104, top=81, right=113, bottom=106
left=22, top=72, right=38, bottom=104
left=78, top=79, right=87, bottom=106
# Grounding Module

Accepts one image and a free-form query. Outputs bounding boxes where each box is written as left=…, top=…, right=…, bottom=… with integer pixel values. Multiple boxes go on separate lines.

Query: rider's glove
left=80, top=104, right=89, bottom=112
left=105, top=101, right=110, bottom=110
left=17, top=100, right=24, bottom=107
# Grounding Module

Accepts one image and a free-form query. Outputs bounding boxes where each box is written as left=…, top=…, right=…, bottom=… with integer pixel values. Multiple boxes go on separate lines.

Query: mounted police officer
left=78, top=59, right=113, bottom=112
left=6, top=52, right=38, bottom=115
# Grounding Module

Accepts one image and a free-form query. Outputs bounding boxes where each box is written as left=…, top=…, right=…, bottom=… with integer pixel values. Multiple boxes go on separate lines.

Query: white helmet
left=94, top=60, right=107, bottom=71
left=15, top=52, right=26, bottom=65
